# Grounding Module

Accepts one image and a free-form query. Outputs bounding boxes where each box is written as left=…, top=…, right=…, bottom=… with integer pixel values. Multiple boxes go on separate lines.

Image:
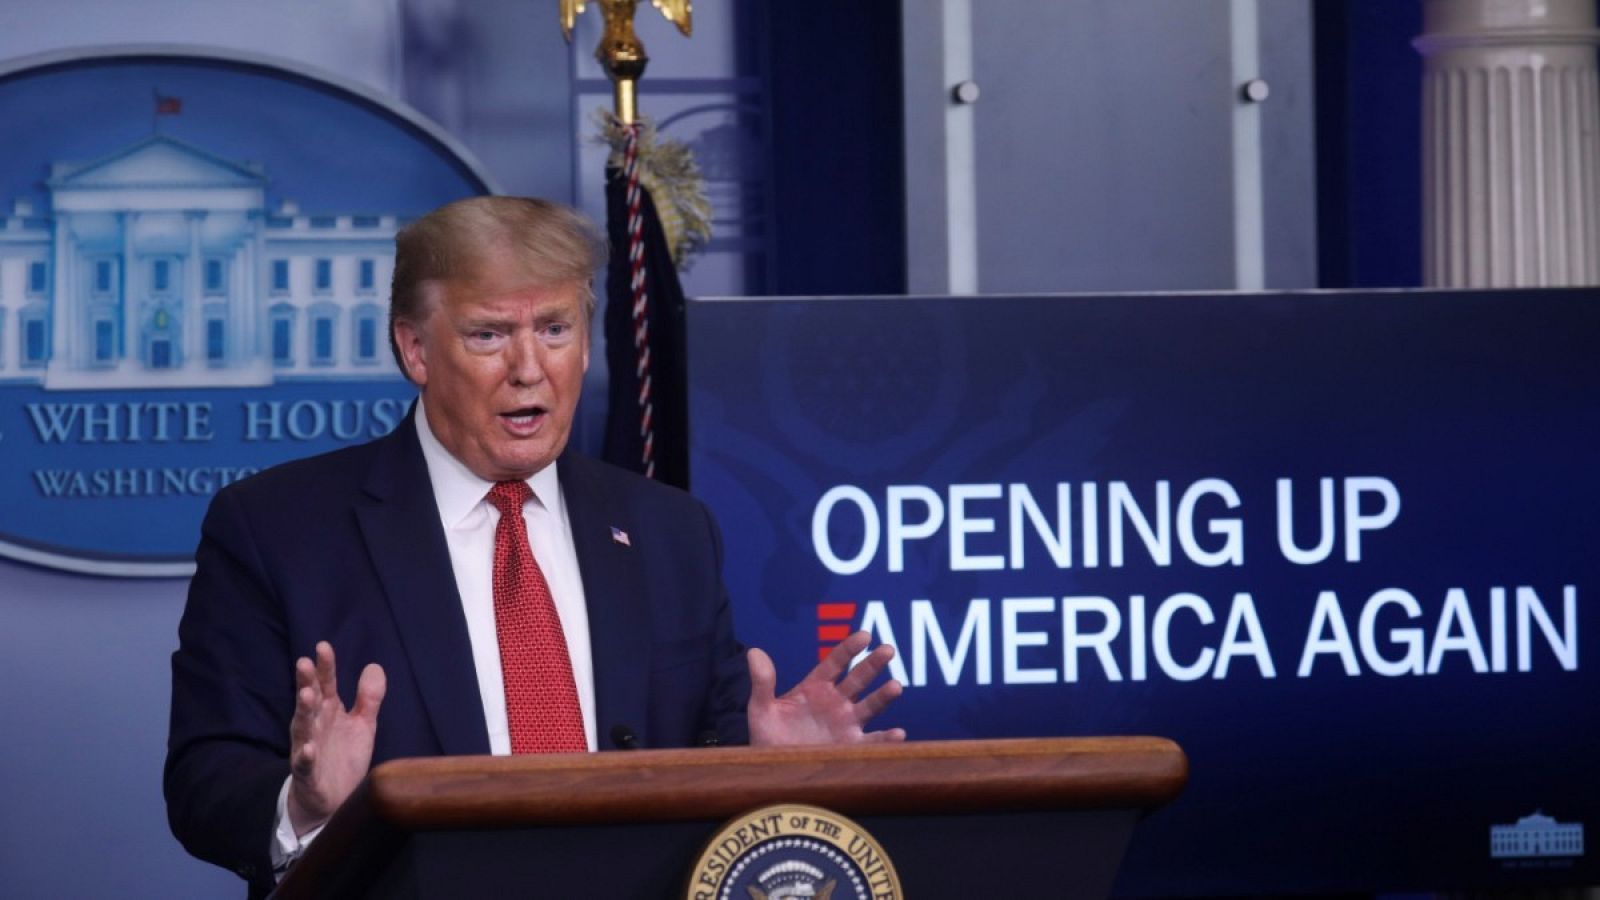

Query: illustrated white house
left=1490, top=810, right=1584, bottom=858
left=0, top=135, right=405, bottom=389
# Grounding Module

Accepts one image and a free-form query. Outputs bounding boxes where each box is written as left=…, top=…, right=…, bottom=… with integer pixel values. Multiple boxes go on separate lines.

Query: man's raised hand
left=746, top=631, right=906, bottom=746
left=286, top=641, right=386, bottom=836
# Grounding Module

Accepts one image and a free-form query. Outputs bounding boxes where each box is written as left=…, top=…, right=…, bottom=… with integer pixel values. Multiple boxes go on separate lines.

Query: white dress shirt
left=412, top=397, right=598, bottom=754
left=272, top=400, right=597, bottom=870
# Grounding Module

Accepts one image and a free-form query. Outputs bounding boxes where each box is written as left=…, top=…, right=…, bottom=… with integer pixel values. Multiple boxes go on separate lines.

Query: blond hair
left=388, top=196, right=606, bottom=377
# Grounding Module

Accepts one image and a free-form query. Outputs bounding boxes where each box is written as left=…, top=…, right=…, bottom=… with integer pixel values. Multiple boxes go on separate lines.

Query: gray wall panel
left=974, top=1, right=1235, bottom=293
left=1260, top=0, right=1319, bottom=289
left=905, top=0, right=1317, bottom=294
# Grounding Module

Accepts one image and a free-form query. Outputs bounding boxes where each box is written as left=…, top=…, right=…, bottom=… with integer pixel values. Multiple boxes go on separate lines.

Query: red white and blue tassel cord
left=622, top=124, right=656, bottom=479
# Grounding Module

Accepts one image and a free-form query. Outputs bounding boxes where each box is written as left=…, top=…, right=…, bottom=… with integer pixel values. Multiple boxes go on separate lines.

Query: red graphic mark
left=816, top=602, right=858, bottom=661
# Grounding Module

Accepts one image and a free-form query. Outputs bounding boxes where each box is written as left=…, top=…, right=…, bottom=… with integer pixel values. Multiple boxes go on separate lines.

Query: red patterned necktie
left=485, top=480, right=587, bottom=753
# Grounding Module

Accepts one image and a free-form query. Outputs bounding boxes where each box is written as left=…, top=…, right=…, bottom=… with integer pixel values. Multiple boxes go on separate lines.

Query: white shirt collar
left=414, top=396, right=563, bottom=528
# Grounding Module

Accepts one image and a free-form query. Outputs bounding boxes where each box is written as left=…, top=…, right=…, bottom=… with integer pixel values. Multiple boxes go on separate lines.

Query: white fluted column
left=52, top=216, right=74, bottom=366
left=120, top=212, right=136, bottom=367
left=185, top=210, right=205, bottom=367
left=1416, top=0, right=1600, bottom=287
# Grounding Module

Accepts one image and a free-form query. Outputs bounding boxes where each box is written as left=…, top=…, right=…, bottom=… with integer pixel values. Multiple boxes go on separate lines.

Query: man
left=165, top=197, right=903, bottom=896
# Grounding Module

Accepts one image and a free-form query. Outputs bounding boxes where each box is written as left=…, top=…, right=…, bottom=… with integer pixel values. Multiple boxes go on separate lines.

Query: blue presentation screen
left=687, top=289, right=1597, bottom=895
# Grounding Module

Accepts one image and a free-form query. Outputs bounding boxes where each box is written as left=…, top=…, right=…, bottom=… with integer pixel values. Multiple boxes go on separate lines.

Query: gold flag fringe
left=596, top=110, right=712, bottom=271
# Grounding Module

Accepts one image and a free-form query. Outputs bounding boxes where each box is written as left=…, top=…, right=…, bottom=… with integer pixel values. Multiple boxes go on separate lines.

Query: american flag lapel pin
left=611, top=526, right=631, bottom=547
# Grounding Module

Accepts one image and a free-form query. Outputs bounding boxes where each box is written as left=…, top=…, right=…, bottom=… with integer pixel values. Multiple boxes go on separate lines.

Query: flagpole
left=595, top=1, right=645, bottom=126
left=559, top=0, right=692, bottom=124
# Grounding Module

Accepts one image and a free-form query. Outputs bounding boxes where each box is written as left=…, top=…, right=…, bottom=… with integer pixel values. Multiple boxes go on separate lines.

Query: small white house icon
left=1490, top=810, right=1585, bottom=859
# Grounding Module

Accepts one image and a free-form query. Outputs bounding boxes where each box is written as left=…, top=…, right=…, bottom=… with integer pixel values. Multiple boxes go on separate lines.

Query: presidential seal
left=686, top=804, right=903, bottom=900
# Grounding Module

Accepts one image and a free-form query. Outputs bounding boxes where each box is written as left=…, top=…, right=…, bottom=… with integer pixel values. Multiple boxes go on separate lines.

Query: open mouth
left=500, top=406, right=547, bottom=430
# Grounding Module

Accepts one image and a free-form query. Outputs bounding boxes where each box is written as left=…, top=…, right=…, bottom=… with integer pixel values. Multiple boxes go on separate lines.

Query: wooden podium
left=272, top=736, right=1186, bottom=899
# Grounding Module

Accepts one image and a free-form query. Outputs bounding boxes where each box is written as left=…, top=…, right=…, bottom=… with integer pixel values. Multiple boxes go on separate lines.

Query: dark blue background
left=688, top=289, right=1599, bottom=895
left=0, top=56, right=484, bottom=217
left=1, top=383, right=415, bottom=559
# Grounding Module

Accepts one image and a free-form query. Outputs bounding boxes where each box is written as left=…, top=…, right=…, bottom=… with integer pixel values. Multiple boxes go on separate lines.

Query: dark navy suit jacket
left=164, top=410, right=750, bottom=894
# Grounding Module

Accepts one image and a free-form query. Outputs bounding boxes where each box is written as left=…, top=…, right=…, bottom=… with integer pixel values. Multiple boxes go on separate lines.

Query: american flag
left=610, top=526, right=631, bottom=547
left=602, top=125, right=692, bottom=489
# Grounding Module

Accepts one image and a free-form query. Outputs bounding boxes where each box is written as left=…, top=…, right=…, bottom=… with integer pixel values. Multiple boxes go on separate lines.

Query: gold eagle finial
left=560, top=0, right=692, bottom=42
left=559, top=0, right=693, bottom=123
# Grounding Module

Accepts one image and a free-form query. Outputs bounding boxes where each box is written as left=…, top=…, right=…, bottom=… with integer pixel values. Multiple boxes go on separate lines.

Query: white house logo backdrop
left=0, top=52, right=489, bottom=575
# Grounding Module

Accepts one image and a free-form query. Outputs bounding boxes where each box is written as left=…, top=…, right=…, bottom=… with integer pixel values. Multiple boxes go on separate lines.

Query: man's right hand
left=286, top=641, right=386, bottom=837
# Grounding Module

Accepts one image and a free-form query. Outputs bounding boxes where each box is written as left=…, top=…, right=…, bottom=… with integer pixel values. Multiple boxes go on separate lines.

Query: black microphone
left=695, top=729, right=722, bottom=748
left=610, top=724, right=641, bottom=750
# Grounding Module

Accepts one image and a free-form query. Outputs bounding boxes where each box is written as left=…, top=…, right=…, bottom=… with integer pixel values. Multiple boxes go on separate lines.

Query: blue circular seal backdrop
left=687, top=804, right=902, bottom=900
left=0, top=49, right=491, bottom=575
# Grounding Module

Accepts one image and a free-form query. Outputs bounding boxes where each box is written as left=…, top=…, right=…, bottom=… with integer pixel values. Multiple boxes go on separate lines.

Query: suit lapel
left=560, top=452, right=651, bottom=748
left=356, top=410, right=490, bottom=756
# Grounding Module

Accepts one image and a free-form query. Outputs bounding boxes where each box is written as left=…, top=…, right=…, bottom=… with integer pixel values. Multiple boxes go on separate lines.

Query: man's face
left=394, top=254, right=589, bottom=482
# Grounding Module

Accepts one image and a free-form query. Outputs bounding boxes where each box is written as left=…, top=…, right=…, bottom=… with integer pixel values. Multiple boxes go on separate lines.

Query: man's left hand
left=746, top=631, right=907, bottom=746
